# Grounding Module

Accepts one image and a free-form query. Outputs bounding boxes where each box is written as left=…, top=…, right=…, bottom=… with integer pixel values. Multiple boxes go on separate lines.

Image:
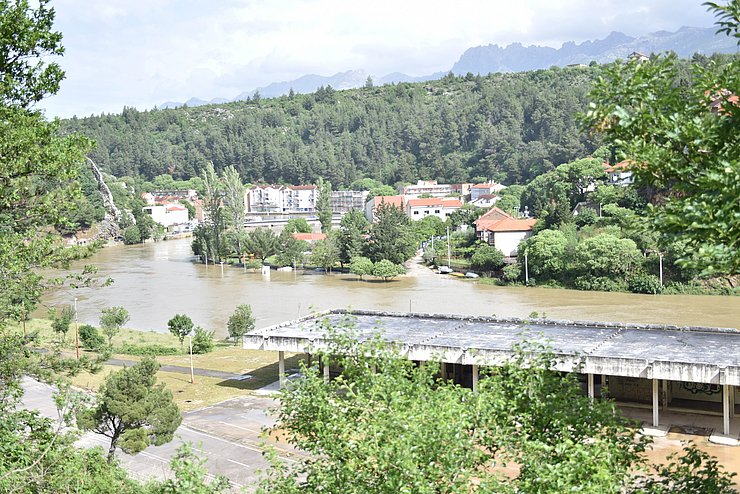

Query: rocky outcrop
left=87, top=157, right=134, bottom=240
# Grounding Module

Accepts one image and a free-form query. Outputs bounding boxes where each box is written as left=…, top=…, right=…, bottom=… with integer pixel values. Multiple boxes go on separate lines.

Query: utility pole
left=659, top=253, right=664, bottom=287
left=446, top=227, right=451, bottom=268
left=74, top=298, right=80, bottom=360
left=524, top=251, right=529, bottom=286
left=189, top=333, right=195, bottom=384
left=21, top=301, right=26, bottom=338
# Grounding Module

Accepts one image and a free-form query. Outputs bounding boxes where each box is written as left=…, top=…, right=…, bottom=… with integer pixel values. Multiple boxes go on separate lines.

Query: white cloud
left=40, top=0, right=718, bottom=118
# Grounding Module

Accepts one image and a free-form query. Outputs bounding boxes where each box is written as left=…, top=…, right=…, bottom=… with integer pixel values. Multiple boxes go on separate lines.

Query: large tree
left=77, top=357, right=181, bottom=461
left=316, top=177, right=333, bottom=234
left=245, top=227, right=280, bottom=262
left=583, top=2, right=739, bottom=275
left=337, top=209, right=368, bottom=266
left=365, top=202, right=417, bottom=264
left=221, top=165, right=246, bottom=255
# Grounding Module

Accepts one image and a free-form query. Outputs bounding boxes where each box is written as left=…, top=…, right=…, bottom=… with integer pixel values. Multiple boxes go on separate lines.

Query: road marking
left=227, top=458, right=250, bottom=467
left=183, top=426, right=297, bottom=463
left=219, top=421, right=261, bottom=434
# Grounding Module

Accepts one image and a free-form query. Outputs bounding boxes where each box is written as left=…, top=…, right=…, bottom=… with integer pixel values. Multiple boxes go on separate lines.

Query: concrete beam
left=587, top=374, right=595, bottom=401
left=472, top=365, right=479, bottom=393
left=278, top=351, right=285, bottom=389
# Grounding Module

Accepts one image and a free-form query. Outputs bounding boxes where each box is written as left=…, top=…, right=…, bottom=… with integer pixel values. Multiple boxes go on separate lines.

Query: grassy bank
left=11, top=318, right=297, bottom=410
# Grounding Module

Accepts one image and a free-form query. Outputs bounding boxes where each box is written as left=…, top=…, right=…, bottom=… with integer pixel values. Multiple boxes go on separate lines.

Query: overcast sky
left=40, top=0, right=718, bottom=118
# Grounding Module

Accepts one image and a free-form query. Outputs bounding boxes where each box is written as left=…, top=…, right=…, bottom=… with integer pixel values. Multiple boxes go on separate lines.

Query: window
left=434, top=210, right=440, bottom=214
left=413, top=211, right=419, bottom=215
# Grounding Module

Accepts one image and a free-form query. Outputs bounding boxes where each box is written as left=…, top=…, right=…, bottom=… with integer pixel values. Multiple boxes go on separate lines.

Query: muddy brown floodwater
left=42, top=238, right=739, bottom=337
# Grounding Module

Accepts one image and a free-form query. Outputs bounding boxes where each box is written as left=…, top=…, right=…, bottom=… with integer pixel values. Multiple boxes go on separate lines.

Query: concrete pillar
left=472, top=365, right=479, bottom=393
left=723, top=384, right=731, bottom=436
left=323, top=358, right=330, bottom=383
left=440, top=362, right=447, bottom=381
left=652, top=379, right=659, bottom=427
left=587, top=374, right=595, bottom=401
left=278, top=351, right=285, bottom=388
left=731, top=385, right=736, bottom=418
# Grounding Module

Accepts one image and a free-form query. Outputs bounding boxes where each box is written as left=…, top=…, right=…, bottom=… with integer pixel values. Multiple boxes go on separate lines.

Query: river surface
left=42, top=238, right=739, bottom=337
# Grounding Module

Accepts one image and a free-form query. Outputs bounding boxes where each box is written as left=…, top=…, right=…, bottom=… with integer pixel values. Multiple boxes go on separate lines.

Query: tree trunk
left=107, top=433, right=119, bottom=462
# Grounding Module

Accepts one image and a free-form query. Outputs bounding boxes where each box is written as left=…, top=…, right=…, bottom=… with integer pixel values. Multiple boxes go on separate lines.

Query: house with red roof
left=603, top=160, right=634, bottom=186
left=142, top=203, right=190, bottom=228
left=470, top=182, right=506, bottom=201
left=406, top=197, right=462, bottom=221
left=474, top=207, right=537, bottom=257
left=292, top=232, right=327, bottom=243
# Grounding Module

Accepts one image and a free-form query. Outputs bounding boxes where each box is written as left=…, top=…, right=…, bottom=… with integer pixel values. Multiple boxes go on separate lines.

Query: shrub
left=115, top=343, right=180, bottom=356
left=470, top=243, right=505, bottom=272
left=122, top=226, right=141, bottom=245
left=191, top=327, right=214, bottom=354
left=573, top=275, right=627, bottom=292
left=502, top=263, right=521, bottom=282
left=627, top=273, right=663, bottom=294
left=79, top=324, right=105, bottom=351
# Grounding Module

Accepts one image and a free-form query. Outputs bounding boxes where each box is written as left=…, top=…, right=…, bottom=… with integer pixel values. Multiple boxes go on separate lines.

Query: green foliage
left=641, top=442, right=736, bottom=493
left=283, top=217, right=312, bottom=234
left=149, top=443, right=230, bottom=494
left=191, top=327, right=214, bottom=354
left=520, top=229, right=569, bottom=279
left=50, top=305, right=74, bottom=343
left=371, top=259, right=405, bottom=281
left=366, top=202, right=417, bottom=264
left=79, top=324, right=105, bottom=351
left=574, top=233, right=642, bottom=278
left=123, top=225, right=142, bottom=245
left=583, top=14, right=739, bottom=274
left=316, top=177, right=333, bottom=233
left=115, top=343, right=180, bottom=356
left=573, top=275, right=628, bottom=292
left=221, top=165, right=245, bottom=253
left=412, top=214, right=446, bottom=242
left=167, top=314, right=194, bottom=350
left=502, top=263, right=521, bottom=282
left=227, top=304, right=255, bottom=344
left=349, top=256, right=374, bottom=280
left=100, top=306, right=130, bottom=347
left=77, top=357, right=181, bottom=460
left=245, top=227, right=279, bottom=262
left=310, top=236, right=340, bottom=271
left=470, top=243, right=505, bottom=272
left=627, top=272, right=663, bottom=295
left=337, top=209, right=368, bottom=265
left=274, top=231, right=307, bottom=267
left=197, top=162, right=226, bottom=262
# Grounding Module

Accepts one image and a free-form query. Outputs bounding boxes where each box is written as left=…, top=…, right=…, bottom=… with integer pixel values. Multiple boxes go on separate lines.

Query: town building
left=243, top=309, right=740, bottom=438
left=401, top=180, right=454, bottom=199
left=603, top=161, right=634, bottom=186
left=142, top=204, right=189, bottom=228
left=245, top=185, right=318, bottom=213
left=141, top=189, right=198, bottom=206
left=330, top=190, right=369, bottom=214
left=470, top=182, right=506, bottom=201
left=364, top=195, right=406, bottom=222
left=292, top=232, right=327, bottom=243
left=474, top=207, right=536, bottom=257
left=406, top=197, right=462, bottom=221
left=469, top=194, right=499, bottom=208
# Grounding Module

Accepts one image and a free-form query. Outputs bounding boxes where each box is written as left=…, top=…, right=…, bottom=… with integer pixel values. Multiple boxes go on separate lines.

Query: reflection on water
left=42, top=238, right=740, bottom=337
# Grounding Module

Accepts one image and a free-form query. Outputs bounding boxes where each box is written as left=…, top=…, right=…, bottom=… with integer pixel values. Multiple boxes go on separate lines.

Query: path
left=106, top=357, right=251, bottom=380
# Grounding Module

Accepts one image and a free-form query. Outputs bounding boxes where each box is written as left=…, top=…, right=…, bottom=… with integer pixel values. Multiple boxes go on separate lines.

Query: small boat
left=438, top=266, right=453, bottom=274
left=465, top=272, right=480, bottom=278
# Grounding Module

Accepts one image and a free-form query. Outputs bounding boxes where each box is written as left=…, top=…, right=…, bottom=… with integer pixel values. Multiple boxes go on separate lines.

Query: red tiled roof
left=471, top=183, right=494, bottom=189
left=479, top=217, right=537, bottom=233
left=603, top=160, right=632, bottom=173
left=292, top=232, right=326, bottom=241
left=474, top=207, right=512, bottom=225
left=290, top=185, right=317, bottom=190
left=166, top=205, right=187, bottom=212
left=407, top=198, right=462, bottom=208
left=373, top=195, right=405, bottom=209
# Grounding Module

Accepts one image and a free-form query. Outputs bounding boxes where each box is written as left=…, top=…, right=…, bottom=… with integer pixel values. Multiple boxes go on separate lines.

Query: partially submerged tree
left=349, top=256, right=374, bottom=280
left=245, top=227, right=279, bottom=263
left=371, top=259, right=405, bottom=281
left=77, top=357, right=181, bottom=461
left=316, top=177, right=333, bottom=234
left=227, top=304, right=255, bottom=344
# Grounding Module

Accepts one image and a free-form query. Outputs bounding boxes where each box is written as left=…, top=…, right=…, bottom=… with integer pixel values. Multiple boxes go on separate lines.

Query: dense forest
left=62, top=68, right=603, bottom=187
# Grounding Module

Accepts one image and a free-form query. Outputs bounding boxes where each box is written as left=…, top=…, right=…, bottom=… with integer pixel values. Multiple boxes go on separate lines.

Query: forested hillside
left=62, top=68, right=603, bottom=187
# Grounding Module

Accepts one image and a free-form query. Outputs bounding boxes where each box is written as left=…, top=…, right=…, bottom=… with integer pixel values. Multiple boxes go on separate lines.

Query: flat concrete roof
left=243, top=310, right=740, bottom=386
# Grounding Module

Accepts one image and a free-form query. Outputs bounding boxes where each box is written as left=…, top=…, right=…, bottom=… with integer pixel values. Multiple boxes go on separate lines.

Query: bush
left=627, top=273, right=663, bottom=294
left=122, top=226, right=141, bottom=245
left=79, top=324, right=105, bottom=351
left=116, top=343, right=180, bottom=356
left=470, top=243, right=505, bottom=272
left=573, top=275, right=627, bottom=292
left=502, top=263, right=521, bottom=282
left=191, top=327, right=214, bottom=354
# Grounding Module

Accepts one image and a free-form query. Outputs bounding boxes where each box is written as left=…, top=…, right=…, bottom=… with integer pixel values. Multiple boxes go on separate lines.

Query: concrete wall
left=607, top=376, right=653, bottom=403
left=493, top=230, right=532, bottom=257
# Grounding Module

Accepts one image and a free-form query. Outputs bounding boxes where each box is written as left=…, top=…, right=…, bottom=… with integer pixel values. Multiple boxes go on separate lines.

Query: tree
left=150, top=443, right=230, bottom=494
left=349, top=256, right=374, bottom=280
left=50, top=305, right=74, bottom=344
left=470, top=243, right=505, bottom=273
left=167, top=314, right=194, bottom=351
left=574, top=233, right=642, bottom=279
left=310, top=236, right=340, bottom=272
left=366, top=202, right=416, bottom=264
left=259, top=331, right=691, bottom=493
left=245, top=227, right=279, bottom=262
left=200, top=162, right=225, bottom=262
left=79, top=324, right=105, bottom=351
left=275, top=230, right=307, bottom=267
left=99, top=306, right=130, bottom=347
left=221, top=166, right=245, bottom=254
left=371, top=259, right=405, bottom=281
left=191, top=327, right=214, bottom=354
left=520, top=229, right=570, bottom=280
left=337, top=209, right=368, bottom=266
left=227, top=304, right=255, bottom=344
left=283, top=217, right=312, bottom=234
left=583, top=2, right=739, bottom=274
left=122, top=225, right=142, bottom=245
left=77, top=357, right=181, bottom=461
left=316, top=177, right=333, bottom=233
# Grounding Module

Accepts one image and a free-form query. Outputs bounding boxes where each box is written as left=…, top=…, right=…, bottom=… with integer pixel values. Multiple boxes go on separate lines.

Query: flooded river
left=42, top=238, right=739, bottom=337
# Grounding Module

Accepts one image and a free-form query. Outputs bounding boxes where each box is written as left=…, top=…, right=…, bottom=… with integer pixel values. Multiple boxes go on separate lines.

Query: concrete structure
left=474, top=207, right=536, bottom=257
left=142, top=204, right=189, bottom=228
left=401, top=180, right=453, bottom=199
left=245, top=185, right=318, bottom=213
left=243, top=309, right=740, bottom=436
left=365, top=195, right=406, bottom=222
left=141, top=190, right=198, bottom=206
left=406, top=197, right=462, bottom=221
left=330, top=190, right=369, bottom=214
left=469, top=194, right=499, bottom=208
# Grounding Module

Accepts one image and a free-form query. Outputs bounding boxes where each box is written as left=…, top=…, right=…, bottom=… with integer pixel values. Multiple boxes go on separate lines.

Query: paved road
left=21, top=377, right=298, bottom=492
left=106, top=357, right=252, bottom=380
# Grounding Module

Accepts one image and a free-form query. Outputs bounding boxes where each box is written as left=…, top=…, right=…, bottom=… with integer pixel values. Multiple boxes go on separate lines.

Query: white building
left=470, top=182, right=506, bottom=201
left=245, top=185, right=318, bottom=213
left=401, top=180, right=454, bottom=199
left=406, top=198, right=462, bottom=221
left=331, top=190, right=369, bottom=214
left=604, top=161, right=634, bottom=187
left=142, top=204, right=189, bottom=228
left=474, top=207, right=536, bottom=257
